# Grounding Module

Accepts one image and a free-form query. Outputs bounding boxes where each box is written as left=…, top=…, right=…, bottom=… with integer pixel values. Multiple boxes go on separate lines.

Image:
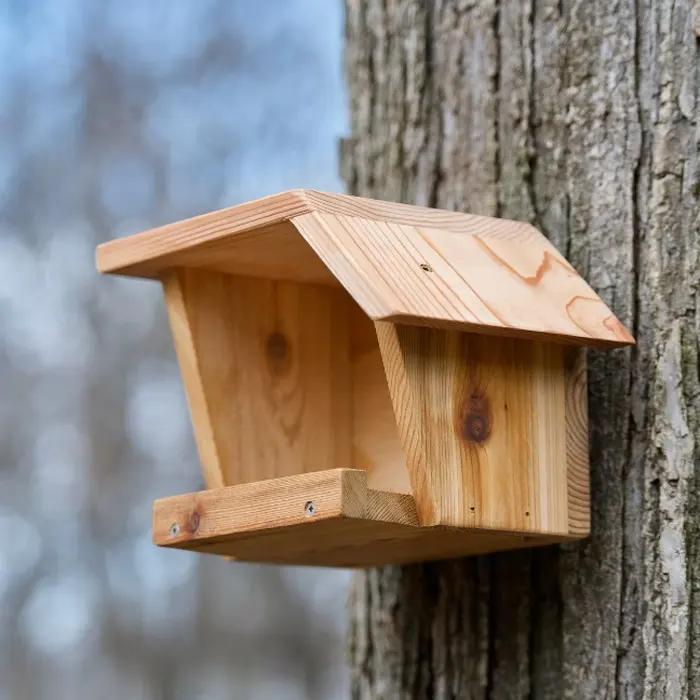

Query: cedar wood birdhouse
left=96, top=190, right=634, bottom=567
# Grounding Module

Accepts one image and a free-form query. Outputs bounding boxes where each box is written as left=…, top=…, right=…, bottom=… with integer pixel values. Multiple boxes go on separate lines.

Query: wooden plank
left=97, top=191, right=317, bottom=279
left=153, top=469, right=573, bottom=568
left=163, top=269, right=353, bottom=489
left=376, top=324, right=570, bottom=532
left=188, top=523, right=564, bottom=568
left=104, top=219, right=337, bottom=284
left=294, top=212, right=633, bottom=348
left=97, top=189, right=550, bottom=278
left=349, top=304, right=412, bottom=493
left=163, top=270, right=226, bottom=488
left=153, top=469, right=370, bottom=544
left=565, top=348, right=590, bottom=536
left=97, top=189, right=634, bottom=348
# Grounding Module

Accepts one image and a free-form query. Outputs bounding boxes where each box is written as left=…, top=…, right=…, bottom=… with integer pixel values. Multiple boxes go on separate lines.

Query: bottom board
left=153, top=470, right=577, bottom=568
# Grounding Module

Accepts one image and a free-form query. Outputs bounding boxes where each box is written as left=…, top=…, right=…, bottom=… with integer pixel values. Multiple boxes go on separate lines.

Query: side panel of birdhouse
left=377, top=323, right=587, bottom=536
left=162, top=268, right=353, bottom=489
left=564, top=347, right=590, bottom=537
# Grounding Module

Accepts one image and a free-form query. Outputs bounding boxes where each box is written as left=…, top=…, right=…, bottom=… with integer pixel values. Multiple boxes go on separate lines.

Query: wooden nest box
left=97, top=190, right=633, bottom=567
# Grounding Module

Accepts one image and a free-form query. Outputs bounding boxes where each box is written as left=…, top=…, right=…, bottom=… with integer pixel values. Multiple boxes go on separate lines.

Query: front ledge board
left=154, top=470, right=566, bottom=568
left=97, top=189, right=633, bottom=348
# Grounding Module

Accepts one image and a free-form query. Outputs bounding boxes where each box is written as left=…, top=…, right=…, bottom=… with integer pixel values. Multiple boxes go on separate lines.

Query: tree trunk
left=342, top=1, right=700, bottom=697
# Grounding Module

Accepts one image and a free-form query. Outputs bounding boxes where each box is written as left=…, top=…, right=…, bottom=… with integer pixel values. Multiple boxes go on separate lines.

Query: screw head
left=304, top=501, right=316, bottom=517
left=169, top=523, right=180, bottom=537
left=419, top=263, right=433, bottom=272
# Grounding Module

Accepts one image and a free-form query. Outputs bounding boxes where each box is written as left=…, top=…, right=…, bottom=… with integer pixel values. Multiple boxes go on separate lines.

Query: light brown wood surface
left=97, top=189, right=547, bottom=278
left=153, top=469, right=569, bottom=568
left=164, top=268, right=412, bottom=494
left=349, top=305, right=412, bottom=493
left=98, top=189, right=633, bottom=348
left=377, top=324, right=571, bottom=531
left=294, top=211, right=632, bottom=347
left=97, top=191, right=333, bottom=282
left=163, top=269, right=353, bottom=489
left=565, top=347, right=590, bottom=536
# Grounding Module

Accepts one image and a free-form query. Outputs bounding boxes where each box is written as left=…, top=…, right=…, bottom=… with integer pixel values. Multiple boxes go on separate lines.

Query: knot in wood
left=459, top=391, right=491, bottom=444
left=266, top=332, right=288, bottom=360
left=265, top=332, right=292, bottom=376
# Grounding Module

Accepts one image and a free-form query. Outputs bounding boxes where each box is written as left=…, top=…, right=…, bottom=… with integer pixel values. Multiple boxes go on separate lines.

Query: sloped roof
left=96, top=189, right=633, bottom=348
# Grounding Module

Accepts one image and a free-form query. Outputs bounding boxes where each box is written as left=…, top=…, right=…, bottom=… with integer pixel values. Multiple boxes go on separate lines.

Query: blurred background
left=0, top=1, right=350, bottom=698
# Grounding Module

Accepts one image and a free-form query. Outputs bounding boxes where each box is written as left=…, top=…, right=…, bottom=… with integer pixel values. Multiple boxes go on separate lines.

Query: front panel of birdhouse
left=377, top=324, right=589, bottom=536
left=97, top=189, right=631, bottom=567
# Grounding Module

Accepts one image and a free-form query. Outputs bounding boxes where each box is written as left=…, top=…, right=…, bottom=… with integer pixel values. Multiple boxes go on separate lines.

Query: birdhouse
left=96, top=190, right=634, bottom=567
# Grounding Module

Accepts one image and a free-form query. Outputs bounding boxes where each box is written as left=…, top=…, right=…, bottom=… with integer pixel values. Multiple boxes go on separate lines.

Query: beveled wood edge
left=96, top=190, right=310, bottom=277
left=382, top=314, right=632, bottom=349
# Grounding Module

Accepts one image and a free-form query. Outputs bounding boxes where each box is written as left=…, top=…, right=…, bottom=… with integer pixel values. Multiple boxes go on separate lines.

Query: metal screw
left=169, top=523, right=180, bottom=537
left=419, top=263, right=433, bottom=272
left=304, top=501, right=316, bottom=517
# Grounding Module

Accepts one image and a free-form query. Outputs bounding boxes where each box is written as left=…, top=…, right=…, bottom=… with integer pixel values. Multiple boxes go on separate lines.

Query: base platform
left=153, top=469, right=568, bottom=568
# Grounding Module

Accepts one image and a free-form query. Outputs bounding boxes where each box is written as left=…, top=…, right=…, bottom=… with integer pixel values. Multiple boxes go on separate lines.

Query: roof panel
left=96, top=189, right=634, bottom=348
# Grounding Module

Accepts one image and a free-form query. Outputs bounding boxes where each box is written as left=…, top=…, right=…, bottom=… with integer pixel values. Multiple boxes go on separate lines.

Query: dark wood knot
left=459, top=391, right=491, bottom=444
left=266, top=332, right=292, bottom=376
left=266, top=332, right=288, bottom=360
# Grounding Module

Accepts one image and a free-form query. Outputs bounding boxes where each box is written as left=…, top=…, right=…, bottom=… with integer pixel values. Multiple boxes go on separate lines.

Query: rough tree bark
left=342, top=1, right=700, bottom=697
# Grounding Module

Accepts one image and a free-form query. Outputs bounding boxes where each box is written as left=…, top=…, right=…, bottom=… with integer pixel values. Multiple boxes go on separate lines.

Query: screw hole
left=304, top=501, right=316, bottom=517
left=470, top=506, right=475, bottom=513
left=169, top=523, right=179, bottom=537
left=525, top=511, right=530, bottom=517
left=419, top=263, right=433, bottom=273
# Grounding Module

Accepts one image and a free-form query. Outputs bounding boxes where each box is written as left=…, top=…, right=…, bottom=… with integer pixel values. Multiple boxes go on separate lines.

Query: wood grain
left=162, top=270, right=225, bottom=488
left=377, top=324, right=570, bottom=532
left=153, top=469, right=369, bottom=543
left=350, top=305, right=412, bottom=493
left=153, top=469, right=571, bottom=568
left=294, top=211, right=633, bottom=348
left=565, top=347, right=590, bottom=536
left=164, top=269, right=411, bottom=494
left=163, top=269, right=353, bottom=489
left=97, top=191, right=325, bottom=280
left=97, top=189, right=634, bottom=348
left=97, top=189, right=548, bottom=277
left=126, top=220, right=335, bottom=284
